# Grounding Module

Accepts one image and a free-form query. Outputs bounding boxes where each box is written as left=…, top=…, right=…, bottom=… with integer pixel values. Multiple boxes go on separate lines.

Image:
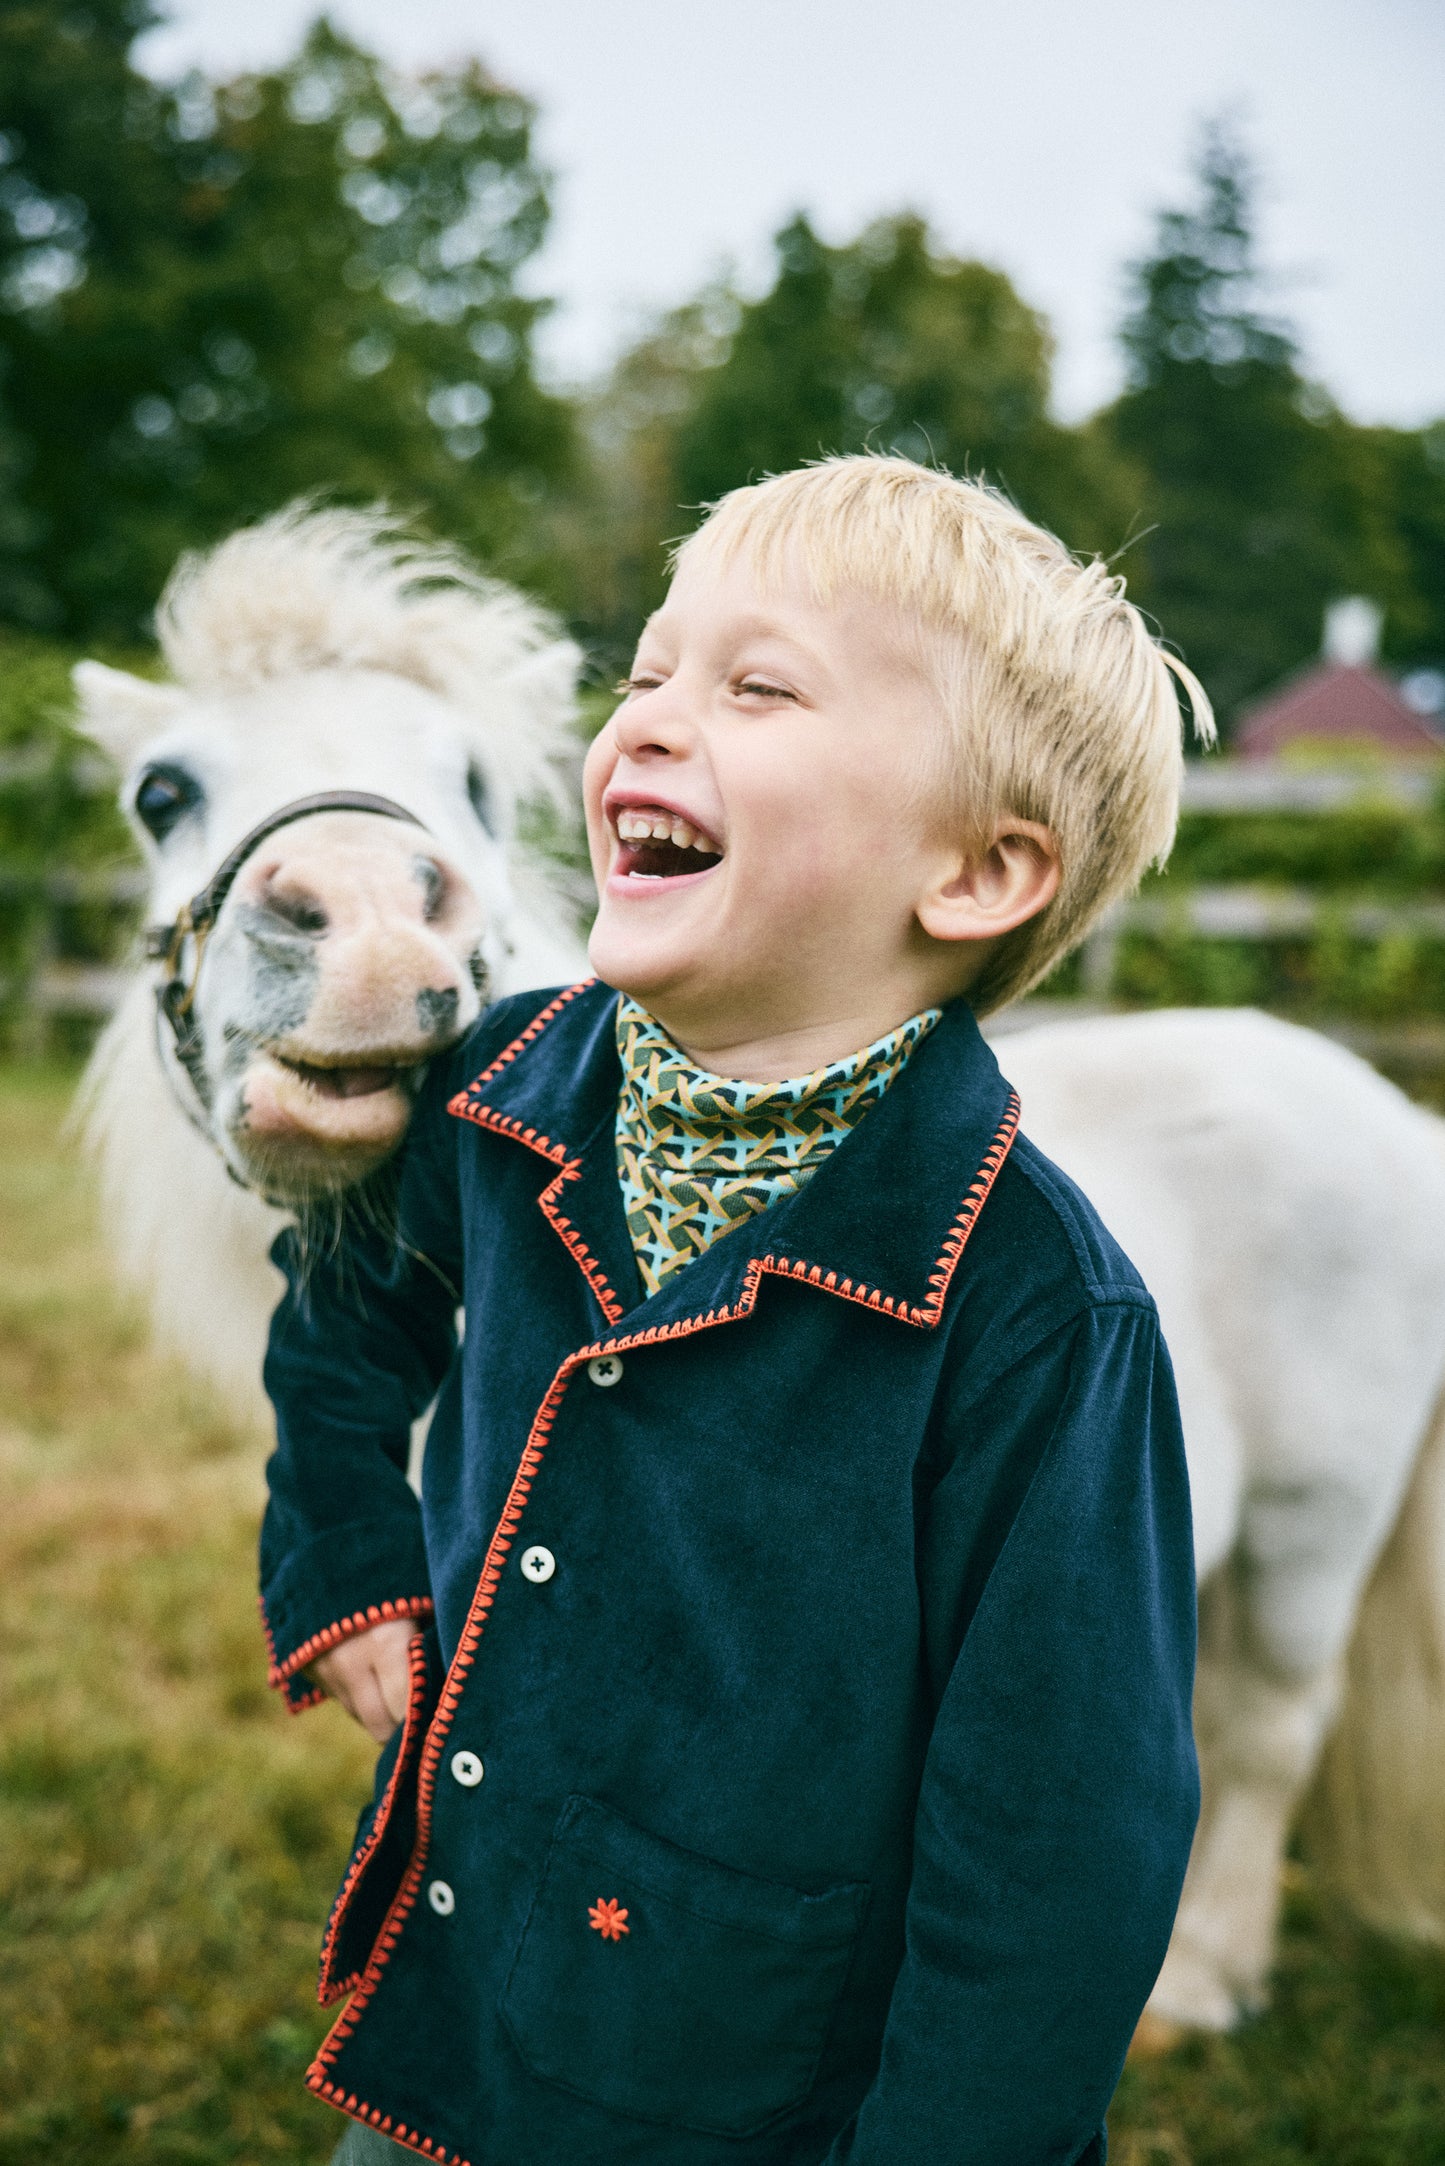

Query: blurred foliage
left=1106, top=925, right=1445, bottom=1028
left=0, top=627, right=131, bottom=857
left=1103, top=122, right=1445, bottom=721
left=671, top=214, right=1135, bottom=557
left=1025, top=785, right=1445, bottom=1036
left=1158, top=790, right=1445, bottom=893
left=0, top=1, right=577, bottom=640
left=568, top=127, right=1445, bottom=711
left=0, top=627, right=136, bottom=1032
left=564, top=212, right=1140, bottom=671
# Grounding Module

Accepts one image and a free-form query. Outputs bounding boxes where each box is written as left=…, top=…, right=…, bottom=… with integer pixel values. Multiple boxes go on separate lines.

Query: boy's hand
left=311, top=1618, right=420, bottom=1743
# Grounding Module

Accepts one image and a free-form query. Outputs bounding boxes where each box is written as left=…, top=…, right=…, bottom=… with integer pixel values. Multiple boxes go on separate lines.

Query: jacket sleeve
left=823, top=1300, right=1199, bottom=2166
left=259, top=1065, right=464, bottom=1710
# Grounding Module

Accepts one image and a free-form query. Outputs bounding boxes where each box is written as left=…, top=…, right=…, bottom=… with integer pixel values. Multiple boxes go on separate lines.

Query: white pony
left=76, top=505, right=583, bottom=1405
left=72, top=506, right=1445, bottom=2044
left=999, top=1009, right=1445, bottom=2039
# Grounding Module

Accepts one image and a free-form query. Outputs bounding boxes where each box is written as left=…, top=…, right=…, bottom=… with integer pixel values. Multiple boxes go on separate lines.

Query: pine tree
left=1107, top=124, right=1400, bottom=724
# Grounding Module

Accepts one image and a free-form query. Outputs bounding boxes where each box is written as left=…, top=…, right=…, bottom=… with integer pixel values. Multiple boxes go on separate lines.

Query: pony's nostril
left=264, top=886, right=329, bottom=936
left=416, top=986, right=459, bottom=1038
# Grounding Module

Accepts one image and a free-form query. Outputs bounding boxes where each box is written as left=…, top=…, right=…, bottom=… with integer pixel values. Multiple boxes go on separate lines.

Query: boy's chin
left=587, top=923, right=711, bottom=1011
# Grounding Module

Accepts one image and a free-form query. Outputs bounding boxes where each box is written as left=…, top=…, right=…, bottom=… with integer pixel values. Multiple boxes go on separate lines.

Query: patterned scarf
left=614, top=997, right=941, bottom=1297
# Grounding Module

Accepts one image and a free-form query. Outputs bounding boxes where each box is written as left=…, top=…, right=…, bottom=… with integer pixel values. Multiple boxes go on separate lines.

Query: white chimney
left=1323, top=596, right=1383, bottom=668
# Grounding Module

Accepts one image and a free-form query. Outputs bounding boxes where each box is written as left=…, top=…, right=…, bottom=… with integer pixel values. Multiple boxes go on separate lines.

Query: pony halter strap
left=146, top=789, right=425, bottom=1114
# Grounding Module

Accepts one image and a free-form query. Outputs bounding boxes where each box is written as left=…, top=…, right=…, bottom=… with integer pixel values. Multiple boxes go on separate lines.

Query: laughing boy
left=261, top=455, right=1205, bottom=2166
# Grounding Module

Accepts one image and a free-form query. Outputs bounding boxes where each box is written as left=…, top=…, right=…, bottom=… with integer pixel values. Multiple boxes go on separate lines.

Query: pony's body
left=1002, top=1007, right=1445, bottom=2026
left=73, top=509, right=1445, bottom=2040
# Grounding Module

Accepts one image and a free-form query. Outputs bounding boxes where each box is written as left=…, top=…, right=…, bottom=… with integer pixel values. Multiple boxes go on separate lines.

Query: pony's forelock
left=155, top=502, right=580, bottom=813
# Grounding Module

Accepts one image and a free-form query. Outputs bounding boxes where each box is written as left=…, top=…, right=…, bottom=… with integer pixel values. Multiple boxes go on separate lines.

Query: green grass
left=0, top=1064, right=371, bottom=2164
left=2, top=1063, right=1444, bottom=2163
left=1111, top=1885, right=1445, bottom=2164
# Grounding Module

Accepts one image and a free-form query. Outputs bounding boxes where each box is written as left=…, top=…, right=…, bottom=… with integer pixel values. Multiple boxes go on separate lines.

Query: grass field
left=3, top=1062, right=1445, bottom=2165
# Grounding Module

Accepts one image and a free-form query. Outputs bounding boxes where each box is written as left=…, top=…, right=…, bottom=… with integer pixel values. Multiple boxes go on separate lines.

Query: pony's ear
left=72, top=660, right=187, bottom=767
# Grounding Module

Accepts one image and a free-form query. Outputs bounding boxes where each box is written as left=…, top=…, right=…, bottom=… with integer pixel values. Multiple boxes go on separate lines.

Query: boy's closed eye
left=734, top=677, right=797, bottom=702
left=612, top=672, right=800, bottom=704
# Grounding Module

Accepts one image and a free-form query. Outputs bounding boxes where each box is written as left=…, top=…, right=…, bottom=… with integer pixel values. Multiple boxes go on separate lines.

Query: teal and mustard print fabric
left=614, top=998, right=942, bottom=1297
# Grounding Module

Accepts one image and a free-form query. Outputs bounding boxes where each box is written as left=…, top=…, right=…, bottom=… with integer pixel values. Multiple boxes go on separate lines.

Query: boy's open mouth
left=613, top=805, right=723, bottom=883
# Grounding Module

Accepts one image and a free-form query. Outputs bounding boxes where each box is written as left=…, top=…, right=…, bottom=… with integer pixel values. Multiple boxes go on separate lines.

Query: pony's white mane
left=155, top=503, right=580, bottom=813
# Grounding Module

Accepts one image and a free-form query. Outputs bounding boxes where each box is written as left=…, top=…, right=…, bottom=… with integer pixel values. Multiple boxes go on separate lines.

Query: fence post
left=1079, top=904, right=1122, bottom=1001
left=12, top=898, right=58, bottom=1062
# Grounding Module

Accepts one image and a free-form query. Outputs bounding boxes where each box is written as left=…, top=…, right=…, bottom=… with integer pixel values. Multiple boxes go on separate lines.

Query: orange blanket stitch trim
left=306, top=1349, right=581, bottom=2128
left=448, top=1096, right=626, bottom=1327
left=317, top=1628, right=434, bottom=2005
left=452, top=978, right=594, bottom=1101
left=305, top=2073, right=474, bottom=2166
left=261, top=1595, right=436, bottom=1694
left=447, top=980, right=626, bottom=1325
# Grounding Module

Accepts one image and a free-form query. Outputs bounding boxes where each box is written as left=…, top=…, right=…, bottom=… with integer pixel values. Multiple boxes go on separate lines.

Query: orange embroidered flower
left=588, top=1897, right=630, bottom=1941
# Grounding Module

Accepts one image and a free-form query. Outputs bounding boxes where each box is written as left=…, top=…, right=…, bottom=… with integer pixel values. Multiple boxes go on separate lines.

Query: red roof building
left=1235, top=661, right=1444, bottom=761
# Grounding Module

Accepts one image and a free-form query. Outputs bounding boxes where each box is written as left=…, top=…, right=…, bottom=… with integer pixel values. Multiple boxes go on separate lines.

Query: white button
left=427, top=1879, right=456, bottom=1916
left=520, top=1545, right=556, bottom=1583
left=450, top=1749, right=484, bottom=1788
left=588, top=1354, right=624, bottom=1388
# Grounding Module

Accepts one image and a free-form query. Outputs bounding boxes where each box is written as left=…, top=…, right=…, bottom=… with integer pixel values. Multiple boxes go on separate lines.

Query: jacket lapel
left=448, top=981, right=1020, bottom=1337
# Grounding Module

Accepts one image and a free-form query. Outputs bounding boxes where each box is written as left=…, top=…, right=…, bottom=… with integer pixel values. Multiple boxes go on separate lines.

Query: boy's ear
left=917, top=821, right=1061, bottom=946
left=72, top=660, right=187, bottom=768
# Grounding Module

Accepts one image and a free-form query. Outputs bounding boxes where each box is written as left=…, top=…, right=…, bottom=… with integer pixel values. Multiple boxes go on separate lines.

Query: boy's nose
left=610, top=684, right=694, bottom=761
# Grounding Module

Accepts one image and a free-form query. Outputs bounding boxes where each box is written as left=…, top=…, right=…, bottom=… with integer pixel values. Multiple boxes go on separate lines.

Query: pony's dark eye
left=133, top=762, right=204, bottom=842
left=466, top=758, right=496, bottom=838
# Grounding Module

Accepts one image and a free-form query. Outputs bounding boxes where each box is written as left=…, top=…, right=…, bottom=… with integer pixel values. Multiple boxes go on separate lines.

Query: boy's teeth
left=615, top=807, right=717, bottom=854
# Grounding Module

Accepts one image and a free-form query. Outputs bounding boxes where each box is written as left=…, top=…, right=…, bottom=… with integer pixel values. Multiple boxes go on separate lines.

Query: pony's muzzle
left=215, top=809, right=488, bottom=1184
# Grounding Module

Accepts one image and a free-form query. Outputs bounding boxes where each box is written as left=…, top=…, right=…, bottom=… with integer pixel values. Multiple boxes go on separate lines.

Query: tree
left=572, top=211, right=1137, bottom=666
left=556, top=283, right=740, bottom=670
left=1363, top=422, right=1445, bottom=672
left=1105, top=124, right=1417, bottom=724
left=0, top=8, right=576, bottom=640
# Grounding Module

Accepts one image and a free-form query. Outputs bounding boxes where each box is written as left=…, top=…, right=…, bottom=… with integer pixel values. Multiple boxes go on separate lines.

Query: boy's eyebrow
left=637, top=608, right=834, bottom=678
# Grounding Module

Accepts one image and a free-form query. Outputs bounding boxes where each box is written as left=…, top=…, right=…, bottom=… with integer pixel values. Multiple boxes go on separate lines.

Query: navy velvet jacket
left=260, top=979, right=1199, bottom=2166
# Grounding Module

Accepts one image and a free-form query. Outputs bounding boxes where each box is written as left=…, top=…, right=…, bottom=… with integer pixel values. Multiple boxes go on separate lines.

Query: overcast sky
left=136, top=0, right=1445, bottom=427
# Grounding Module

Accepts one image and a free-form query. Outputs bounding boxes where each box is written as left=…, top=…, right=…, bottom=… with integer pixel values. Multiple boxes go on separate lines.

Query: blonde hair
left=672, top=455, right=1213, bottom=1014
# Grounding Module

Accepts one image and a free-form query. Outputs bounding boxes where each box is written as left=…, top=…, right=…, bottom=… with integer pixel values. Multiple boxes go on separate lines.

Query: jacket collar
left=448, top=980, right=1019, bottom=1335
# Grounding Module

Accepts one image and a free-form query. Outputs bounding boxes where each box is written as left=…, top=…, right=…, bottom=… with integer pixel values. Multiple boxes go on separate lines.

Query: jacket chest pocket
left=499, top=1796, right=868, bottom=2138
